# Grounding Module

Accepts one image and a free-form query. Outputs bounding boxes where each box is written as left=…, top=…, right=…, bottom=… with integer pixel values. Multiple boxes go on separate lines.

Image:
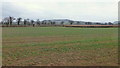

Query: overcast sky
left=1, top=0, right=119, bottom=22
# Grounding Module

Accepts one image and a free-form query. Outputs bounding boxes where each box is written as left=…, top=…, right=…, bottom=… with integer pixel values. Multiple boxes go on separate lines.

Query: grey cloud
left=1, top=2, right=118, bottom=22
left=2, top=2, right=28, bottom=18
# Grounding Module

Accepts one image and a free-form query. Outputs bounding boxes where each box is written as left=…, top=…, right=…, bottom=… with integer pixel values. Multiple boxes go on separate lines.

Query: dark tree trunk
left=18, top=21, right=20, bottom=25
left=9, top=17, right=13, bottom=26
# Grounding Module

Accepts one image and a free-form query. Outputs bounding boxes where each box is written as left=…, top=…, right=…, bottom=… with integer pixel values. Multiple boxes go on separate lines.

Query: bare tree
left=3, top=17, right=10, bottom=27
left=52, top=22, right=55, bottom=26
left=48, top=20, right=51, bottom=25
left=31, top=20, right=35, bottom=27
left=9, top=16, right=15, bottom=26
left=17, top=18, right=22, bottom=26
left=24, top=19, right=27, bottom=26
left=26, top=19, right=30, bottom=25
left=50, top=21, right=52, bottom=25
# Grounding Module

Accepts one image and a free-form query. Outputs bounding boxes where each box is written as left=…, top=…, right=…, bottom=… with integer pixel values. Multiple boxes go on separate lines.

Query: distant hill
left=113, top=21, right=120, bottom=25
left=42, top=19, right=86, bottom=25
left=50, top=19, right=73, bottom=21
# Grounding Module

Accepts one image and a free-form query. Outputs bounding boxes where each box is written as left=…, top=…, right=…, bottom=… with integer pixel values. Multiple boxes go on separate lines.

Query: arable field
left=2, top=27, right=118, bottom=66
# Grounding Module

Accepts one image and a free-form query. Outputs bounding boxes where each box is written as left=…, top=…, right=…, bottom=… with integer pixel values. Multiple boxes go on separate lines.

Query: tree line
left=0, top=16, right=114, bottom=27
left=1, top=16, right=58, bottom=27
